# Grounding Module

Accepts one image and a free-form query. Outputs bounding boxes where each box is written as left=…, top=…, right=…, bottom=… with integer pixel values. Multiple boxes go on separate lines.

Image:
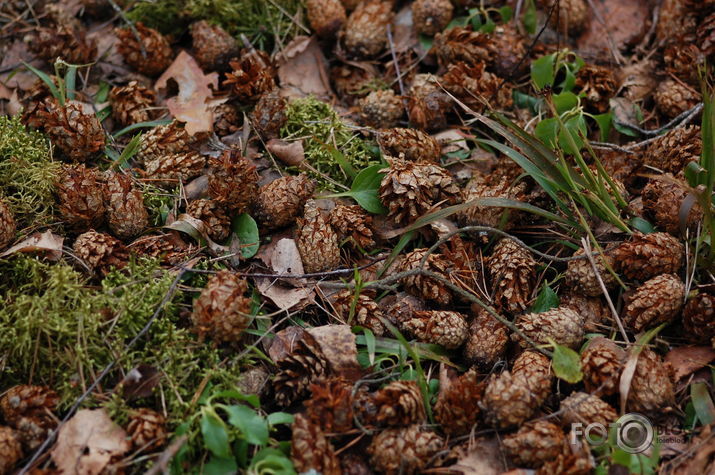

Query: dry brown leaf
left=0, top=41, right=40, bottom=90
left=666, top=346, right=715, bottom=380
left=276, top=36, right=332, bottom=100
left=446, top=438, right=507, bottom=475
left=254, top=238, right=313, bottom=310
left=392, top=4, right=418, bottom=53
left=266, top=139, right=305, bottom=166
left=268, top=326, right=306, bottom=362
left=308, top=324, right=362, bottom=381
left=577, top=0, right=650, bottom=59
left=155, top=51, right=227, bottom=135
left=0, top=230, right=64, bottom=260
left=51, top=409, right=130, bottom=475
left=433, top=129, right=469, bottom=154
left=120, top=364, right=162, bottom=400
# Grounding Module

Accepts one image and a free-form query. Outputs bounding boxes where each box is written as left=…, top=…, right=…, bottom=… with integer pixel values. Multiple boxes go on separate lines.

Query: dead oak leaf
left=0, top=230, right=64, bottom=261
left=666, top=346, right=715, bottom=380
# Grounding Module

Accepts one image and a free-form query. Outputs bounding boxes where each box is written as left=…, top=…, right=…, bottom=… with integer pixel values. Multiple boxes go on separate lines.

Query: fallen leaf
left=51, top=409, right=131, bottom=475
left=391, top=4, right=417, bottom=53
left=308, top=324, right=362, bottom=381
left=266, top=139, right=305, bottom=166
left=268, top=326, right=306, bottom=362
left=666, top=346, right=715, bottom=380
left=0, top=231, right=64, bottom=261
left=165, top=214, right=238, bottom=265
left=446, top=438, right=507, bottom=475
left=0, top=41, right=40, bottom=90
left=155, top=51, right=227, bottom=135
left=120, top=364, right=162, bottom=400
left=254, top=279, right=313, bottom=311
left=277, top=36, right=332, bottom=100
left=269, top=238, right=306, bottom=281
left=433, top=129, right=469, bottom=154
left=577, top=0, right=650, bottom=60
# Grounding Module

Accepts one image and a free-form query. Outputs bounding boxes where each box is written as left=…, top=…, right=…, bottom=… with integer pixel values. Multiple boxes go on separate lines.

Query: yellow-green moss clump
left=280, top=96, right=379, bottom=191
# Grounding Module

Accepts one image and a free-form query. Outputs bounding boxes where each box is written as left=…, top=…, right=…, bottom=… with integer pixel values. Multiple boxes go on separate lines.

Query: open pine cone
left=191, top=270, right=252, bottom=343
left=116, top=23, right=173, bottom=77
left=136, top=121, right=197, bottom=164
left=459, top=176, right=526, bottom=230
left=223, top=49, right=276, bottom=104
left=613, top=232, right=684, bottom=281
left=272, top=329, right=329, bottom=407
left=329, top=289, right=385, bottom=336
left=296, top=200, right=341, bottom=274
left=144, top=151, right=206, bottom=188
left=207, top=150, right=259, bottom=214
left=73, top=230, right=129, bottom=276
left=304, top=378, right=355, bottom=433
left=374, top=380, right=426, bottom=427
left=0, top=199, right=15, bottom=249
left=186, top=199, right=231, bottom=242
left=432, top=26, right=495, bottom=67
left=39, top=100, right=105, bottom=162
left=368, top=425, right=443, bottom=475
left=329, top=204, right=375, bottom=252
left=253, top=174, right=316, bottom=230
left=581, top=337, right=626, bottom=396
left=434, top=369, right=484, bottom=436
left=126, top=408, right=167, bottom=452
left=109, top=81, right=157, bottom=127
left=402, top=310, right=468, bottom=349
left=55, top=164, right=106, bottom=232
left=487, top=238, right=537, bottom=314
left=104, top=171, right=149, bottom=240
left=378, top=127, right=441, bottom=163
left=398, top=248, right=453, bottom=305
left=643, top=125, right=702, bottom=174
left=291, top=413, right=341, bottom=475
left=683, top=291, right=715, bottom=342
left=513, top=307, right=584, bottom=349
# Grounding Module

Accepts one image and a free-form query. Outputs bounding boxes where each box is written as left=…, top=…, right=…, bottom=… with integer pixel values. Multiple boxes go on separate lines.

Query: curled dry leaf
left=0, top=230, right=64, bottom=260
left=254, top=238, right=314, bottom=310
left=276, top=36, right=332, bottom=100
left=665, top=346, right=715, bottom=380
left=266, top=138, right=305, bottom=166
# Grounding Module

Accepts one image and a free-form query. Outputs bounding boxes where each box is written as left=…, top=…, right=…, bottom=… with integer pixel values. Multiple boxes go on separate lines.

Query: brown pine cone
left=613, top=232, right=684, bottom=281
left=250, top=90, right=288, bottom=140
left=128, top=233, right=194, bottom=265
left=459, top=176, right=526, bottom=230
left=145, top=151, right=206, bottom=188
left=0, top=427, right=22, bottom=475
left=434, top=369, right=484, bottom=436
left=503, top=421, right=567, bottom=468
left=627, top=349, right=676, bottom=414
left=491, top=25, right=528, bottom=77
left=482, top=370, right=542, bottom=429
left=432, top=27, right=494, bottom=67
left=560, top=292, right=608, bottom=333
left=73, top=230, right=129, bottom=276
left=463, top=306, right=508, bottom=368
left=403, top=310, right=468, bottom=349
left=223, top=49, right=276, bottom=104
left=379, top=157, right=459, bottom=225
left=642, top=175, right=704, bottom=236
left=20, top=78, right=55, bottom=129
left=56, top=165, right=106, bottom=231
left=656, top=0, right=699, bottom=44
left=359, top=89, right=403, bottom=129
left=513, top=307, right=584, bottom=349
left=664, top=43, right=703, bottom=85
left=189, top=20, right=239, bottom=71
left=412, top=0, right=453, bottom=36
left=191, top=270, right=252, bottom=343
left=683, top=292, right=715, bottom=342
left=537, top=451, right=594, bottom=475
left=581, top=337, right=626, bottom=396
left=374, top=380, right=426, bottom=427
left=654, top=79, right=702, bottom=118
left=306, top=0, right=346, bottom=39
left=340, top=451, right=372, bottom=475
left=109, top=81, right=157, bottom=127
left=697, top=11, right=715, bottom=56
left=380, top=292, right=426, bottom=326
left=0, top=199, right=16, bottom=248
left=378, top=127, right=441, bottom=163
left=104, top=171, right=149, bottom=239
left=28, top=24, right=97, bottom=64
left=39, top=100, right=105, bottom=162
left=407, top=73, right=450, bottom=131
left=207, top=150, right=259, bottom=213
left=186, top=199, right=231, bottom=242
left=540, top=0, right=589, bottom=35
left=253, top=174, right=316, bottom=230
left=643, top=125, right=702, bottom=175
left=487, top=238, right=537, bottom=314
left=329, top=204, right=375, bottom=252
left=136, top=121, right=197, bottom=164
left=624, top=273, right=685, bottom=332
left=512, top=350, right=554, bottom=407
left=368, top=425, right=443, bottom=475
left=126, top=408, right=167, bottom=451
left=564, top=249, right=617, bottom=297
left=0, top=385, right=59, bottom=451
left=343, top=0, right=393, bottom=58
left=212, top=103, right=241, bottom=137
left=329, top=289, right=385, bottom=336
left=116, top=23, right=173, bottom=77
left=291, top=413, right=341, bottom=475
left=398, top=248, right=453, bottom=305
left=560, top=392, right=618, bottom=427
left=305, top=378, right=354, bottom=433
left=442, top=61, right=513, bottom=113
left=273, top=329, right=329, bottom=407
left=575, top=64, right=619, bottom=113
left=296, top=200, right=341, bottom=273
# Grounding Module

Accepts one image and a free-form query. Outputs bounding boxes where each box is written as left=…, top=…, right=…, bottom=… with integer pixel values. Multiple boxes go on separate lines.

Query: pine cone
left=642, top=175, right=703, bottom=235
left=487, top=238, right=537, bottom=314
left=442, top=61, right=513, bottom=113
left=28, top=24, right=97, bottom=64
left=253, top=175, right=316, bottom=230
left=664, top=42, right=703, bottom=85
left=512, top=350, right=554, bottom=405
left=459, top=176, right=526, bottom=230
left=368, top=425, right=443, bottom=475
left=540, top=0, right=589, bottom=35
left=379, top=157, right=459, bottom=225
left=643, top=125, right=701, bottom=174
left=296, top=200, right=341, bottom=273
left=380, top=292, right=426, bottom=326
left=656, top=0, right=699, bottom=44
left=654, top=79, right=701, bottom=118
left=305, top=378, right=354, bottom=433
left=223, top=49, right=276, bottom=104
left=329, top=289, right=385, bottom=336
left=116, top=23, right=173, bottom=77
left=374, top=380, right=426, bottom=427
left=537, top=450, right=594, bottom=475
left=482, top=371, right=542, bottom=429
left=109, top=81, right=157, bottom=127
left=359, top=89, right=403, bottom=129
left=0, top=427, right=22, bottom=475
left=128, top=233, right=194, bottom=265
left=627, top=349, right=675, bottom=414
left=491, top=25, right=528, bottom=77
left=291, top=413, right=341, bottom=475
left=55, top=164, right=106, bottom=232
left=207, top=150, right=258, bottom=213
left=463, top=306, right=508, bottom=368
left=398, top=248, right=453, bottom=305
left=186, top=199, right=231, bottom=242
left=560, top=392, right=618, bottom=428
left=575, top=64, right=619, bottom=113
left=564, top=249, right=617, bottom=297
left=503, top=421, right=567, bottom=468
left=251, top=90, right=287, bottom=140
left=306, top=0, right=346, bottom=39
left=407, top=73, right=450, bottom=131
left=697, top=11, right=715, bottom=56
left=613, top=232, right=684, bottom=281
left=273, top=329, right=329, bottom=407
left=0, top=385, right=59, bottom=451
left=343, top=0, right=393, bottom=58
left=144, top=152, right=206, bottom=188
left=126, top=408, right=167, bottom=451
left=581, top=337, right=626, bottom=396
left=624, top=273, right=685, bottom=332
left=191, top=270, right=252, bottom=343
left=212, top=103, right=241, bottom=137
left=20, top=78, right=56, bottom=130
left=340, top=451, right=372, bottom=475
left=683, top=292, right=715, bottom=342
left=560, top=292, right=608, bottom=333
left=403, top=310, right=468, bottom=349
left=73, top=230, right=129, bottom=276
left=329, top=204, right=375, bottom=252
left=378, top=127, right=441, bottom=163
left=136, top=121, right=196, bottom=164
left=432, top=27, right=494, bottom=67
left=189, top=20, right=239, bottom=71
left=434, top=369, right=484, bottom=436
left=0, top=199, right=15, bottom=248
left=104, top=171, right=149, bottom=239
left=513, top=307, right=584, bottom=349
left=39, top=100, right=105, bottom=162
left=412, top=0, right=453, bottom=36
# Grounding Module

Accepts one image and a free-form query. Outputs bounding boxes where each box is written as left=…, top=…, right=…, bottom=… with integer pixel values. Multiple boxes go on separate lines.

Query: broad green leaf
left=630, top=217, right=655, bottom=234
left=210, top=389, right=260, bottom=408
left=113, top=118, right=172, bottom=138
left=249, top=447, right=296, bottom=475
left=231, top=213, right=260, bottom=258
left=204, top=456, right=238, bottom=475
left=480, top=17, right=496, bottom=33
left=469, top=12, right=483, bottom=30
left=531, top=54, right=555, bottom=90
left=550, top=340, right=583, bottom=383
left=592, top=112, right=613, bottom=141
left=691, top=382, right=715, bottom=426
left=552, top=91, right=578, bottom=115
left=418, top=34, right=434, bottom=51
left=499, top=5, right=513, bottom=21
left=200, top=411, right=231, bottom=458
left=559, top=68, right=577, bottom=93
left=558, top=114, right=587, bottom=154
left=266, top=412, right=294, bottom=426
left=512, top=90, right=543, bottom=115
left=535, top=117, right=559, bottom=148
left=328, top=164, right=387, bottom=214
left=224, top=405, right=269, bottom=446
left=523, top=0, right=537, bottom=34
left=531, top=285, right=559, bottom=313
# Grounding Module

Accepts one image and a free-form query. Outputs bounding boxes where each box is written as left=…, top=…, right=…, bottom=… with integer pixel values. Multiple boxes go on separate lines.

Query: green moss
left=280, top=97, right=379, bottom=191
left=126, top=0, right=190, bottom=37
left=0, top=115, right=60, bottom=228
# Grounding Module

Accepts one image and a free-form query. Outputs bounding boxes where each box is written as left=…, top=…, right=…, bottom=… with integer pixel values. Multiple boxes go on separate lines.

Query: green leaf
left=558, top=114, right=587, bottom=154
left=613, top=118, right=640, bottom=137
left=552, top=91, right=578, bottom=115
left=249, top=447, right=296, bottom=475
left=592, top=112, right=613, bottom=141
left=64, top=65, right=77, bottom=101
left=328, top=164, right=387, bottom=214
left=535, top=117, right=559, bottom=148
left=630, top=217, right=655, bottom=234
left=204, top=456, right=238, bottom=475
left=531, top=285, right=559, bottom=313
left=418, top=34, right=434, bottom=51
left=523, top=0, right=537, bottom=34
left=531, top=54, right=555, bottom=90
left=469, top=12, right=483, bottom=30
left=266, top=412, right=294, bottom=426
left=448, top=15, right=470, bottom=30
left=224, top=405, right=269, bottom=446
left=550, top=340, right=583, bottom=383
left=559, top=68, right=577, bottom=93
left=113, top=118, right=172, bottom=138
left=23, top=62, right=62, bottom=106
left=512, top=91, right=543, bottom=115
left=200, top=410, right=231, bottom=458
left=231, top=213, right=260, bottom=258
left=322, top=143, right=357, bottom=179
left=111, top=133, right=143, bottom=169
left=691, top=382, right=715, bottom=426
left=95, top=81, right=111, bottom=103
left=480, top=17, right=496, bottom=33
left=499, top=5, right=513, bottom=22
